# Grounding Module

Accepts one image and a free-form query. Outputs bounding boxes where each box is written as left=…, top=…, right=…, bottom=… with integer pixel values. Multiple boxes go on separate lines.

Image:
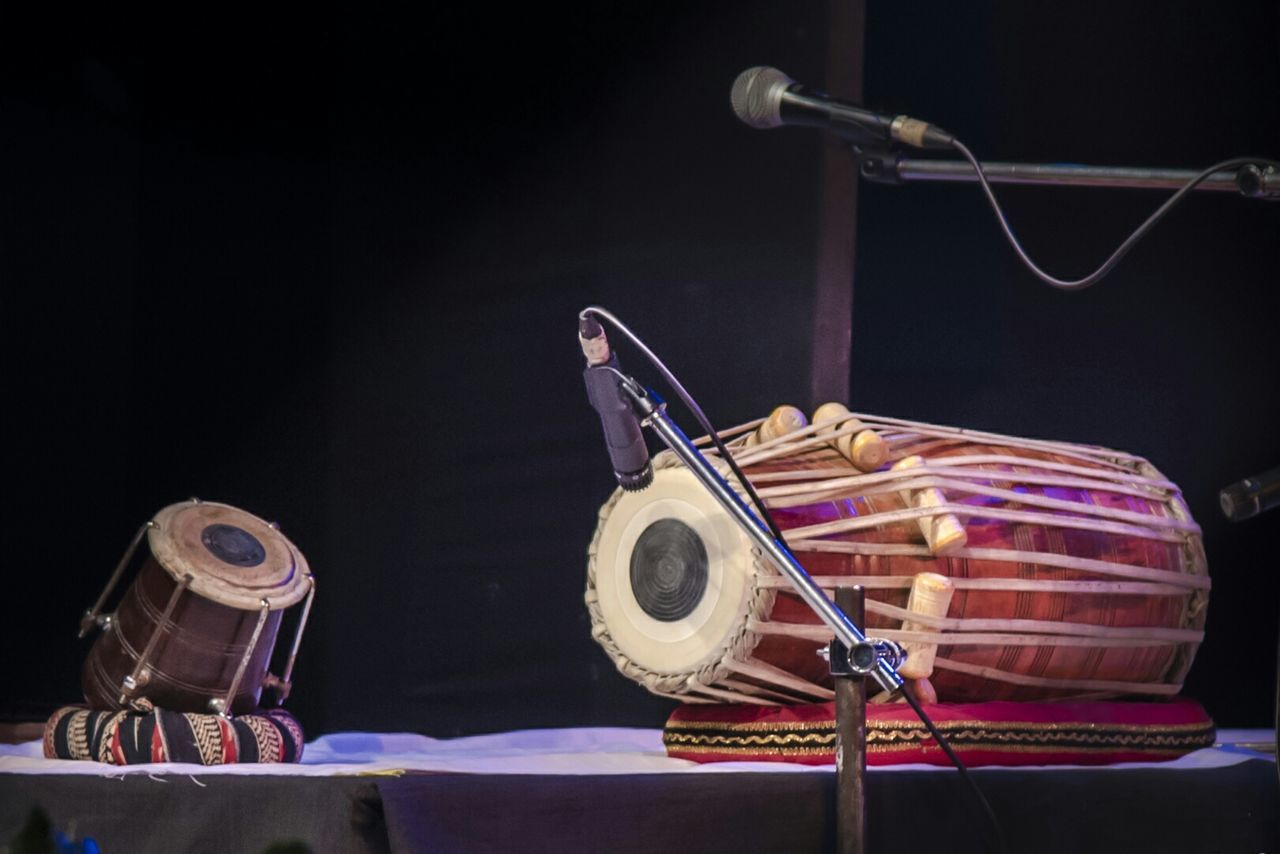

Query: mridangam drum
left=80, top=499, right=315, bottom=716
left=586, top=408, right=1209, bottom=705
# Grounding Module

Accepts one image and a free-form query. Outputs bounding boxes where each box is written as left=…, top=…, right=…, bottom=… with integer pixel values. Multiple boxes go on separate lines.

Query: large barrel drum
left=586, top=409, right=1208, bottom=704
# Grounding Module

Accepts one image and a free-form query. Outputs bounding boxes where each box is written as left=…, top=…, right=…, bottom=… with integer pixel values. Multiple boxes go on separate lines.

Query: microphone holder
left=619, top=378, right=904, bottom=853
left=857, top=148, right=1280, bottom=199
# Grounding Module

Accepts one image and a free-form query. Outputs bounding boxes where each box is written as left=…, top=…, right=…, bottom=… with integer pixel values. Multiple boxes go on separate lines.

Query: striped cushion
left=44, top=705, right=304, bottom=765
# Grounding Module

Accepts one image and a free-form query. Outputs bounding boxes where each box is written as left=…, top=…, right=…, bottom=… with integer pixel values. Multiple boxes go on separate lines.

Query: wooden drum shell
left=82, top=556, right=283, bottom=715
left=747, top=444, right=1202, bottom=702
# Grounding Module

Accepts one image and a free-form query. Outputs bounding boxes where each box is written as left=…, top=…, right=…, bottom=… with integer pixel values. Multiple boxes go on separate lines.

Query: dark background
left=2, top=2, right=1276, bottom=737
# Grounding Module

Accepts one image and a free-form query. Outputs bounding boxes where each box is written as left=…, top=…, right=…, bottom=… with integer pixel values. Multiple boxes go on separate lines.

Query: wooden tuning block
left=812, top=401, right=888, bottom=472
left=890, top=455, right=967, bottom=555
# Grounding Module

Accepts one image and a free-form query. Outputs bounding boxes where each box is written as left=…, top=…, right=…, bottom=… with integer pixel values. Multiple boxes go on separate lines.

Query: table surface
left=1, top=725, right=1272, bottom=777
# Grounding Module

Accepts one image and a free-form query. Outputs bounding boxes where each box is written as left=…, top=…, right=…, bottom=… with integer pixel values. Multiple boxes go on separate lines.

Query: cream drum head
left=589, top=460, right=774, bottom=690
left=149, top=500, right=310, bottom=611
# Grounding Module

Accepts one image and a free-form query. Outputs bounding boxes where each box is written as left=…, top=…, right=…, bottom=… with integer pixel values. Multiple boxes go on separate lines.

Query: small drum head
left=592, top=463, right=764, bottom=676
left=148, top=500, right=310, bottom=610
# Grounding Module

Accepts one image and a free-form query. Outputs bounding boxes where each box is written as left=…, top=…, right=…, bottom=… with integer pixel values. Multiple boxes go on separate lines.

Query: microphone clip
left=583, top=363, right=656, bottom=493
left=854, top=147, right=908, bottom=185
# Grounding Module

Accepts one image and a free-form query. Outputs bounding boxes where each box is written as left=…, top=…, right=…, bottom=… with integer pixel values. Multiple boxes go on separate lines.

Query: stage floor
left=2, top=728, right=1275, bottom=852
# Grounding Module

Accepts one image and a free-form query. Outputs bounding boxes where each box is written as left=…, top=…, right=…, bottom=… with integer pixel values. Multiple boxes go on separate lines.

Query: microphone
left=1219, top=465, right=1280, bottom=521
left=731, top=66, right=954, bottom=150
left=580, top=314, right=653, bottom=492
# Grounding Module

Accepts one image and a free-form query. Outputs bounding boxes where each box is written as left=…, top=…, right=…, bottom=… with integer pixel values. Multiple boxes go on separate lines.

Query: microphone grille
left=619, top=463, right=654, bottom=492
left=730, top=66, right=793, bottom=129
left=1219, top=482, right=1258, bottom=521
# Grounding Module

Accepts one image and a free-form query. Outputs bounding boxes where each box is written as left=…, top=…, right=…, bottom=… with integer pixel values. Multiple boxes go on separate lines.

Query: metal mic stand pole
left=619, top=380, right=904, bottom=854
left=833, top=585, right=869, bottom=854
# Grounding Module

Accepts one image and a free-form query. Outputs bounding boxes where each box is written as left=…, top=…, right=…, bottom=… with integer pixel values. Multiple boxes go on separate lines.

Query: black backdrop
left=2, top=2, right=1276, bottom=737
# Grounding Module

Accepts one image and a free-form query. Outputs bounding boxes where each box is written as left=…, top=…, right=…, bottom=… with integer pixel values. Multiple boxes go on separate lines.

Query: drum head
left=592, top=464, right=762, bottom=676
left=148, top=500, right=310, bottom=610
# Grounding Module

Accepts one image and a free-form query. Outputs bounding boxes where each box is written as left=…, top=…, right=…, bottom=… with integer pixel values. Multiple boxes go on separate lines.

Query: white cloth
left=0, top=726, right=1271, bottom=778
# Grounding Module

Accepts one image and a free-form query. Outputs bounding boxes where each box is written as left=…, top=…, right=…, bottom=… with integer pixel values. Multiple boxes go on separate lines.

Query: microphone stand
left=857, top=149, right=1280, bottom=198
left=618, top=378, right=905, bottom=854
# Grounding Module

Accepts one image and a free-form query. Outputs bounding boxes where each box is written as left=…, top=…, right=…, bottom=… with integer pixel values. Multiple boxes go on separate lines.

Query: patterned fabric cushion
left=664, top=698, right=1215, bottom=767
left=43, top=705, right=304, bottom=766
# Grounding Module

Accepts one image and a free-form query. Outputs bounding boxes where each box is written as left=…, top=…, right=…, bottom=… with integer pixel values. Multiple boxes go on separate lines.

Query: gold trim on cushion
left=664, top=716, right=1216, bottom=759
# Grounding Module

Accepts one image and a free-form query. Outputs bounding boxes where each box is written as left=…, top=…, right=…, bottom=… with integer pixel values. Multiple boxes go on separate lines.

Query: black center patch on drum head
left=630, top=518, right=708, bottom=622
left=200, top=524, right=267, bottom=568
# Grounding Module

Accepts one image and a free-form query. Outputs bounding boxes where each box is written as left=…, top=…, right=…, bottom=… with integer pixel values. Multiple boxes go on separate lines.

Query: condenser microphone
left=1219, top=465, right=1280, bottom=521
left=580, top=315, right=653, bottom=492
left=731, top=66, right=955, bottom=150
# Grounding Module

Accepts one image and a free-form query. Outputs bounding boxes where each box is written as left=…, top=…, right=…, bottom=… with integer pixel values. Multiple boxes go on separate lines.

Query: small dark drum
left=80, top=499, right=314, bottom=716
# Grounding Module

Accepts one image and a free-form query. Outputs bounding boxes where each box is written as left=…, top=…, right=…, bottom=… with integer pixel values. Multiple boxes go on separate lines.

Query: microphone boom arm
left=858, top=150, right=1280, bottom=199
left=618, top=378, right=906, bottom=694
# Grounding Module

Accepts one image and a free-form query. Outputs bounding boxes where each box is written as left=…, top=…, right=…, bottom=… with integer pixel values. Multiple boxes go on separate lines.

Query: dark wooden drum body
left=81, top=500, right=312, bottom=716
left=586, top=411, right=1209, bottom=705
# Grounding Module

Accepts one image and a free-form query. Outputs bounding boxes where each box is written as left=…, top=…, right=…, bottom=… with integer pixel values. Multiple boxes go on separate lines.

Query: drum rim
left=148, top=500, right=311, bottom=610
left=587, top=453, right=775, bottom=693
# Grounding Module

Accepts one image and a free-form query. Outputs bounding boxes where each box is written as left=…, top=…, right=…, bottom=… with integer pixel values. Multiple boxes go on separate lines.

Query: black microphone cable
left=899, top=679, right=1007, bottom=854
left=949, top=142, right=1280, bottom=291
left=579, top=306, right=1007, bottom=854
left=579, top=306, right=788, bottom=544
left=730, top=65, right=1278, bottom=293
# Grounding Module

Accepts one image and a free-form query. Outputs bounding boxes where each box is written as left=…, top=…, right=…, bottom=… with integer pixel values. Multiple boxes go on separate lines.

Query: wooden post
left=809, top=0, right=867, bottom=409
left=835, top=585, right=868, bottom=854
